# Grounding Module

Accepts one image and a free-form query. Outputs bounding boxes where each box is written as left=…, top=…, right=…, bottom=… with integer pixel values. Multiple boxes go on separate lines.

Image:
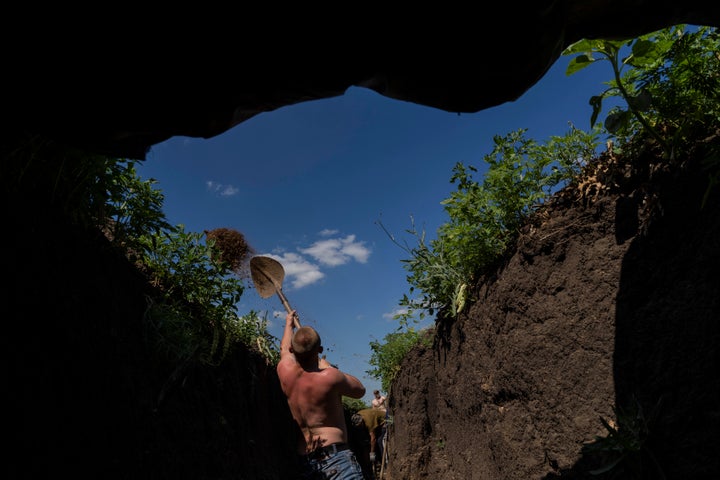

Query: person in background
left=356, top=407, right=386, bottom=467
left=276, top=310, right=367, bottom=479
left=371, top=390, right=387, bottom=412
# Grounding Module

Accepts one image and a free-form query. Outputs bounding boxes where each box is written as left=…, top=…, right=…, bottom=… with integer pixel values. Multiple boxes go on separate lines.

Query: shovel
left=250, top=255, right=301, bottom=329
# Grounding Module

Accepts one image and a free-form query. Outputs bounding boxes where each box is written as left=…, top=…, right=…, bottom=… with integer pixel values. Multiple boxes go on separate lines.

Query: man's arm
left=336, top=369, right=366, bottom=399
left=279, top=310, right=297, bottom=361
left=318, top=354, right=366, bottom=399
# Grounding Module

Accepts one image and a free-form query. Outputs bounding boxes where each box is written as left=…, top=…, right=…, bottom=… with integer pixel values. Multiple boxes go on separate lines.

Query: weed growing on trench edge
left=582, top=396, right=665, bottom=479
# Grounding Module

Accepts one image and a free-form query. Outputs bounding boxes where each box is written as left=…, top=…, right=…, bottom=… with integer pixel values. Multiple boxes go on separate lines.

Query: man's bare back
left=276, top=311, right=365, bottom=455
left=278, top=357, right=355, bottom=452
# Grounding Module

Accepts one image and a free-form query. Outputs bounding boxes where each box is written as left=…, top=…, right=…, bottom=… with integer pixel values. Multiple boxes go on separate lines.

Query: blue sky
left=138, top=53, right=614, bottom=405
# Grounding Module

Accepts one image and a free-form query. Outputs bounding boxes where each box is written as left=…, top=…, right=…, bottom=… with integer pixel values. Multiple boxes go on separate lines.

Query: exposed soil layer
left=387, top=149, right=720, bottom=479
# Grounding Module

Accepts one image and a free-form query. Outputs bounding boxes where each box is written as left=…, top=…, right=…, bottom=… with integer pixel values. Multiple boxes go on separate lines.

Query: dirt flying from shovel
left=204, top=227, right=255, bottom=276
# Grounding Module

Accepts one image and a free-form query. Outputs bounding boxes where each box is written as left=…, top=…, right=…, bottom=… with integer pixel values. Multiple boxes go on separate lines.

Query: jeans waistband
left=303, top=442, right=350, bottom=460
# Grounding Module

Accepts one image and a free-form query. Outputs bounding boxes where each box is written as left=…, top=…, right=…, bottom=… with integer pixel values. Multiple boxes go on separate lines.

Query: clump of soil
left=205, top=227, right=255, bottom=275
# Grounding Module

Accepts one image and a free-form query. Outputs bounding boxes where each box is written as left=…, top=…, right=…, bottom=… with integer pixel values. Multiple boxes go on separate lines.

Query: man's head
left=351, top=413, right=364, bottom=428
left=291, top=326, right=323, bottom=361
left=374, top=390, right=380, bottom=397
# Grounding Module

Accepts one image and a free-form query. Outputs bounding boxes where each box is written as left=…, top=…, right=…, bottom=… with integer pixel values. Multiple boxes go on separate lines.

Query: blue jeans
left=298, top=447, right=365, bottom=480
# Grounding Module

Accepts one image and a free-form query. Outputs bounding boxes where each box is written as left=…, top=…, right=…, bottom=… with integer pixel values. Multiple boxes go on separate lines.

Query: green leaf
left=563, top=38, right=602, bottom=55
left=605, top=110, right=629, bottom=134
left=566, top=54, right=594, bottom=75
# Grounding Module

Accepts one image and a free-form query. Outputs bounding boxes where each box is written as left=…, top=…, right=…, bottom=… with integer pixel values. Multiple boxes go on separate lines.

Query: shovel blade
left=250, top=256, right=286, bottom=298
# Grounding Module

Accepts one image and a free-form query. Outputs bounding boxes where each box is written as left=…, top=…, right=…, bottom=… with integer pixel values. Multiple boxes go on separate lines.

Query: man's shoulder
left=276, top=356, right=300, bottom=375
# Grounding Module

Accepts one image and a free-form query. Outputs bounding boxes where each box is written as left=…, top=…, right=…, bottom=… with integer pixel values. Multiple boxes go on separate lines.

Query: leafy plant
left=100, top=159, right=172, bottom=253
left=27, top=149, right=279, bottom=367
left=96, top=160, right=281, bottom=368
left=343, top=396, right=370, bottom=413
left=3, top=135, right=138, bottom=228
left=377, top=216, right=464, bottom=326
left=5, top=139, right=276, bottom=368
left=139, top=226, right=247, bottom=366
left=366, top=327, right=433, bottom=393
left=582, top=397, right=665, bottom=479
left=564, top=25, right=720, bottom=165
left=385, top=25, right=719, bottom=327
left=439, top=126, right=598, bottom=279
left=382, top=125, right=599, bottom=321
left=234, top=310, right=281, bottom=364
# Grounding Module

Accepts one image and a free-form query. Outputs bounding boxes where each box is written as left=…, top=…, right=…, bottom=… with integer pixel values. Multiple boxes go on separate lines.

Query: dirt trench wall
left=386, top=162, right=720, bottom=480
left=5, top=209, right=299, bottom=479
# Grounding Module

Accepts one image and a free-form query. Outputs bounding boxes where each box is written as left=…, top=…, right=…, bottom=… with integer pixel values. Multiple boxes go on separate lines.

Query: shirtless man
left=371, top=390, right=387, bottom=412
left=276, top=310, right=366, bottom=479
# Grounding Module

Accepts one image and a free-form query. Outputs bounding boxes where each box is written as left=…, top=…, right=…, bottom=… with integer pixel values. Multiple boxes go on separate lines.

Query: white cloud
left=339, top=236, right=371, bottom=263
left=255, top=231, right=371, bottom=291
left=319, top=229, right=338, bottom=236
left=219, top=185, right=239, bottom=196
left=262, top=252, right=325, bottom=289
left=300, top=234, right=370, bottom=266
left=205, top=180, right=239, bottom=197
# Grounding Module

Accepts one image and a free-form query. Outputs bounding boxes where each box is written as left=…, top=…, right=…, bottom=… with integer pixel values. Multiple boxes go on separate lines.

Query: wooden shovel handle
left=276, top=288, right=301, bottom=328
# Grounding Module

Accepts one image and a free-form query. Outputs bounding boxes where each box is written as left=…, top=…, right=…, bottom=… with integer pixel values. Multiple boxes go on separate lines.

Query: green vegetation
left=582, top=397, right=665, bottom=479
left=364, top=24, right=720, bottom=475
left=342, top=396, right=370, bottom=413
left=366, top=327, right=433, bottom=393
left=565, top=26, right=719, bottom=164
left=380, top=122, right=601, bottom=325
left=137, top=225, right=243, bottom=366
left=101, top=157, right=173, bottom=254
left=6, top=137, right=279, bottom=369
left=106, top=160, right=279, bottom=367
left=383, top=25, right=719, bottom=328
left=565, top=25, right=719, bottom=207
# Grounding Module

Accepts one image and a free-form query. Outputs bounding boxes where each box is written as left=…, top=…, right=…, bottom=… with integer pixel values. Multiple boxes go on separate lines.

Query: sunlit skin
left=372, top=390, right=387, bottom=411
left=276, top=310, right=366, bottom=454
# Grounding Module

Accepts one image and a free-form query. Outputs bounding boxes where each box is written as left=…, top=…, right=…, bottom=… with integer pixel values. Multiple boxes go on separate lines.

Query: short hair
left=373, top=390, right=380, bottom=395
left=291, top=326, right=321, bottom=361
left=351, top=413, right=364, bottom=427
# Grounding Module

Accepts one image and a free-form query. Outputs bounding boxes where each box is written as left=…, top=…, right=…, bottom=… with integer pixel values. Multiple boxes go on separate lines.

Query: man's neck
left=299, top=359, right=320, bottom=371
